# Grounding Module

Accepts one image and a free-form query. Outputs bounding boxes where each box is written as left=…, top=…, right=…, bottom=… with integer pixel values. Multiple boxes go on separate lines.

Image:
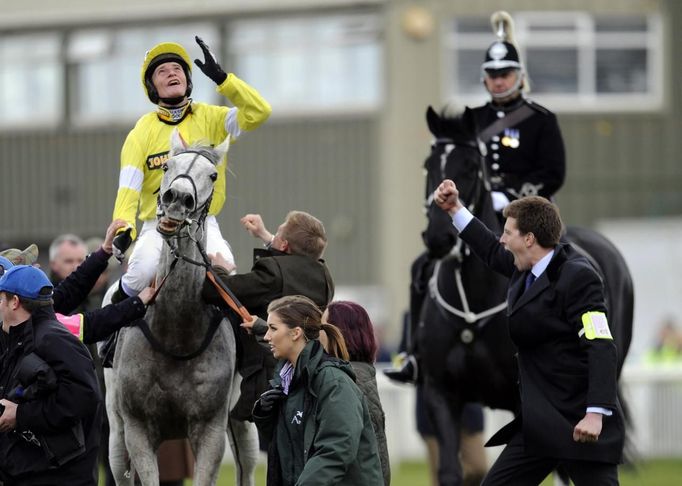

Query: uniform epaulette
left=524, top=98, right=550, bottom=115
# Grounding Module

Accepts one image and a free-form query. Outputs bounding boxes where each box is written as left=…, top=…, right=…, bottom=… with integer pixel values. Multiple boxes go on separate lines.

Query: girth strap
left=136, top=311, right=223, bottom=361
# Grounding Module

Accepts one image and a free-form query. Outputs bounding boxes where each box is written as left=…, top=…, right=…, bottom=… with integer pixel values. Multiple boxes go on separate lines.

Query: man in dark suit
left=433, top=179, right=623, bottom=485
left=203, top=210, right=334, bottom=421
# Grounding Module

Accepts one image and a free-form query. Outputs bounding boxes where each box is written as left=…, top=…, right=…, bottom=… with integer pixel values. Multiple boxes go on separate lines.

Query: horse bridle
left=137, top=150, right=245, bottom=361
left=158, top=150, right=216, bottom=236
left=427, top=137, right=507, bottom=335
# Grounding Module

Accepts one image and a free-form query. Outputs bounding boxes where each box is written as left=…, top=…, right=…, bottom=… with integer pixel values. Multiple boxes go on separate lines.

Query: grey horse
left=104, top=131, right=258, bottom=485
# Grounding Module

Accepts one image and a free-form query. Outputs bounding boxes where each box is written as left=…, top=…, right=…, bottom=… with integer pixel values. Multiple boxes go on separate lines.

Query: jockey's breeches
left=121, top=216, right=234, bottom=295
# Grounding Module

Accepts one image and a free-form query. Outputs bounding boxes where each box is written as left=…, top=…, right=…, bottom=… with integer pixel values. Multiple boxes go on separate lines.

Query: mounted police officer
left=386, top=10, right=568, bottom=385
left=472, top=11, right=566, bottom=212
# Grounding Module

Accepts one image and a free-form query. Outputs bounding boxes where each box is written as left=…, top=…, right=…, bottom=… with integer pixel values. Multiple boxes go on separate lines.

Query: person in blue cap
left=0, top=266, right=102, bottom=485
left=0, top=221, right=155, bottom=345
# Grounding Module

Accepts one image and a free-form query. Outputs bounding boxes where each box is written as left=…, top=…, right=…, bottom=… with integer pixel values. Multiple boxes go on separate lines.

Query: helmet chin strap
left=159, top=96, right=187, bottom=106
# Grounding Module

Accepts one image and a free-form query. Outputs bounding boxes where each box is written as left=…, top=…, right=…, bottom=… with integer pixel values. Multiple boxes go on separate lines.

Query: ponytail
left=321, top=323, right=349, bottom=361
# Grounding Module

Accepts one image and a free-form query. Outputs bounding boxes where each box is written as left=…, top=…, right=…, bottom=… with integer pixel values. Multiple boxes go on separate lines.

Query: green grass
left=104, top=458, right=682, bottom=485
left=186, top=459, right=682, bottom=486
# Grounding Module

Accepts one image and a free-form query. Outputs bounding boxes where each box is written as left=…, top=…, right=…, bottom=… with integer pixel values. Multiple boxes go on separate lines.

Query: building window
left=444, top=12, right=663, bottom=112
left=0, top=33, right=62, bottom=128
left=68, top=25, right=219, bottom=125
left=229, top=13, right=382, bottom=115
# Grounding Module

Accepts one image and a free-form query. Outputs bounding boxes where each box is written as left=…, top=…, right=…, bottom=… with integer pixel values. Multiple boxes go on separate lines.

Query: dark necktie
left=525, top=271, right=536, bottom=291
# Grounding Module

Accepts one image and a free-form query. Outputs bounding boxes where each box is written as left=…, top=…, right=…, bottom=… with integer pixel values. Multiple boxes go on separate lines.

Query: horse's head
left=157, top=130, right=230, bottom=236
left=422, top=106, right=491, bottom=257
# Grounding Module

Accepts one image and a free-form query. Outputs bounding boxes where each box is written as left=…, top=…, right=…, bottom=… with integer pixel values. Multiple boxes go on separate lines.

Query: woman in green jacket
left=252, top=295, right=384, bottom=486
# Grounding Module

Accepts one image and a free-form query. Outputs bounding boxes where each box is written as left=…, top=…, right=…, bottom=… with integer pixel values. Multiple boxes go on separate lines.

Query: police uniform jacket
left=471, top=97, right=565, bottom=200
left=202, top=248, right=334, bottom=421
left=459, top=217, right=624, bottom=464
left=0, top=307, right=102, bottom=485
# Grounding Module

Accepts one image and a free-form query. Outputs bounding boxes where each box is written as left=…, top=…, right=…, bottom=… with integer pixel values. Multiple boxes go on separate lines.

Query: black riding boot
left=110, top=280, right=130, bottom=304
left=384, top=353, right=419, bottom=384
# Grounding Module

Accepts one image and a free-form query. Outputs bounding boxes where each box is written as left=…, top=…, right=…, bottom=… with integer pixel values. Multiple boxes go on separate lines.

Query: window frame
left=226, top=12, right=384, bottom=117
left=442, top=11, right=665, bottom=113
left=0, top=31, right=64, bottom=130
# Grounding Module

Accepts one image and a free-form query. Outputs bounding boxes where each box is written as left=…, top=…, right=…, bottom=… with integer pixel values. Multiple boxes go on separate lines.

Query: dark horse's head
left=422, top=105, right=496, bottom=258
left=417, top=106, right=516, bottom=408
left=156, top=130, right=230, bottom=237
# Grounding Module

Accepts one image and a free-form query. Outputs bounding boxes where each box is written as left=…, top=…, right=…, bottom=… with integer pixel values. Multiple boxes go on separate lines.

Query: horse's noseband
left=158, top=151, right=215, bottom=235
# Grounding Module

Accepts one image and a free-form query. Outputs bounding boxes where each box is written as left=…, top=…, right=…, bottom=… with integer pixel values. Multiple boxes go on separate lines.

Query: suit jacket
left=202, top=248, right=334, bottom=421
left=460, top=217, right=624, bottom=464
left=206, top=248, right=334, bottom=320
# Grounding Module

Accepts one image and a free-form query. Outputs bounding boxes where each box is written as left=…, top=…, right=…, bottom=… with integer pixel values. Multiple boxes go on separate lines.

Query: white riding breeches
left=121, top=216, right=234, bottom=295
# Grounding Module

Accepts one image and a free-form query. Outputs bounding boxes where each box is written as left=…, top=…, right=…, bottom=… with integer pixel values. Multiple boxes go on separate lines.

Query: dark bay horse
left=414, top=106, right=634, bottom=486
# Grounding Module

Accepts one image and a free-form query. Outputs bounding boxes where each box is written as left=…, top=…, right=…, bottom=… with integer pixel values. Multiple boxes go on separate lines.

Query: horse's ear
left=213, top=134, right=231, bottom=162
left=426, top=105, right=441, bottom=137
left=169, top=129, right=188, bottom=156
left=461, top=106, right=478, bottom=138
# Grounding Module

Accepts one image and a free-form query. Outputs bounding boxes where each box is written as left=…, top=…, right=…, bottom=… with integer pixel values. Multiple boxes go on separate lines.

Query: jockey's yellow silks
left=113, top=74, right=271, bottom=239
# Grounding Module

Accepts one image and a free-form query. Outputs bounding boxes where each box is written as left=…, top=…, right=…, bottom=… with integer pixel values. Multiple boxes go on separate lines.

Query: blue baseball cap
left=0, top=265, right=54, bottom=301
left=0, top=256, right=13, bottom=275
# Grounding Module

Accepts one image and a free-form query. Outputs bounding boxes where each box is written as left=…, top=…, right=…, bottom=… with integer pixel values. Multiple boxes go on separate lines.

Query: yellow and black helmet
left=141, top=42, right=193, bottom=104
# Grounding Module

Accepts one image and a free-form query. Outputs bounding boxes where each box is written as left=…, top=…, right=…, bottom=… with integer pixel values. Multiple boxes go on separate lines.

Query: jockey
left=385, top=11, right=566, bottom=385
left=110, top=36, right=271, bottom=302
left=471, top=11, right=565, bottom=212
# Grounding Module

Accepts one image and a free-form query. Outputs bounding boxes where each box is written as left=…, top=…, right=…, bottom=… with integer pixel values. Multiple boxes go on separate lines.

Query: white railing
left=377, top=363, right=682, bottom=464
left=222, top=363, right=682, bottom=465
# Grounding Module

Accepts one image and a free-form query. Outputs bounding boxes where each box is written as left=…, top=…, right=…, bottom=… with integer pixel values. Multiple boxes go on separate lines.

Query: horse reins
left=137, top=150, right=251, bottom=360
left=427, top=138, right=506, bottom=331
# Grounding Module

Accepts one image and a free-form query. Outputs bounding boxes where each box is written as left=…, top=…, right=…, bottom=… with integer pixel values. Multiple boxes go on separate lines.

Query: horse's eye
left=209, top=172, right=218, bottom=181
left=162, top=164, right=169, bottom=172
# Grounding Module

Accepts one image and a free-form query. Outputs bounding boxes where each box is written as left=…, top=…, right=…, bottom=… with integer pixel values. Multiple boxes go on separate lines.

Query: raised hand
left=240, top=214, right=273, bottom=243
left=194, top=36, right=227, bottom=85
left=435, top=179, right=462, bottom=215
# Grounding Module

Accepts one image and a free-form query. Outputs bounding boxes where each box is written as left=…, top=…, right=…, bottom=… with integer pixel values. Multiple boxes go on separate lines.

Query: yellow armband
left=580, top=311, right=613, bottom=340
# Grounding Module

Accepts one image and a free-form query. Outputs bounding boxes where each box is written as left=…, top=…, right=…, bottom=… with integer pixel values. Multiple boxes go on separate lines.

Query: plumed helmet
left=481, top=11, right=527, bottom=98
left=482, top=40, right=522, bottom=72
left=482, top=11, right=523, bottom=71
left=141, top=42, right=193, bottom=104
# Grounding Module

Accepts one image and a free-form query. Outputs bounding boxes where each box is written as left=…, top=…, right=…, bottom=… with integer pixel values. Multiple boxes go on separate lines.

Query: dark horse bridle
left=135, top=149, right=244, bottom=361
left=427, top=137, right=507, bottom=335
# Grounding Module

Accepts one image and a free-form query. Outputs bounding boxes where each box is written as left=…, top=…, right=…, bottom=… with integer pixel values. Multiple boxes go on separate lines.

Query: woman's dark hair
left=267, top=295, right=349, bottom=360
left=325, top=301, right=378, bottom=363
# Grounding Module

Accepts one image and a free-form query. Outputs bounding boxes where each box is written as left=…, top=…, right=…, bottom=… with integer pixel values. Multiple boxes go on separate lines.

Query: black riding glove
left=194, top=36, right=227, bottom=85
left=257, top=386, right=285, bottom=413
left=112, top=227, right=133, bottom=263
